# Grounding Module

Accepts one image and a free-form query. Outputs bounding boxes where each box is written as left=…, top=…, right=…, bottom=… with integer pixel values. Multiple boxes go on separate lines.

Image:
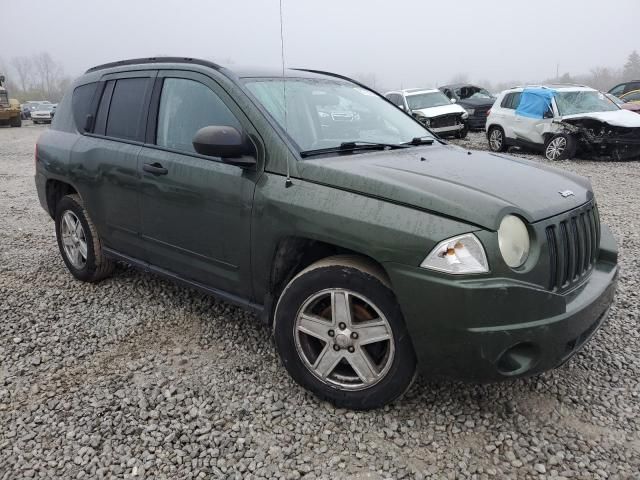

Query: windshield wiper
left=300, top=141, right=409, bottom=158
left=404, top=136, right=435, bottom=146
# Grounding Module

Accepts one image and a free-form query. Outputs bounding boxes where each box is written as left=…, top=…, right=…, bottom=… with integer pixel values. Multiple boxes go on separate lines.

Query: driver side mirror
left=193, top=126, right=256, bottom=167
left=543, top=109, right=554, bottom=119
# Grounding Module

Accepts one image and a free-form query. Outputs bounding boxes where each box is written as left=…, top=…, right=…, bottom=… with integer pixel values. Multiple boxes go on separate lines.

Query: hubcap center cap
left=335, top=332, right=352, bottom=348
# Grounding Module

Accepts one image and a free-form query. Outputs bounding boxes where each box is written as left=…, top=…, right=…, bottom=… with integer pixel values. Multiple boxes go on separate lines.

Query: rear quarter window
left=500, top=92, right=522, bottom=109
left=72, top=82, right=98, bottom=132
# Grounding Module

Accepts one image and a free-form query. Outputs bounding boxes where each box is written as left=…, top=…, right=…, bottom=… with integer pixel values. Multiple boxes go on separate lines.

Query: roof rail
left=85, top=56, right=222, bottom=74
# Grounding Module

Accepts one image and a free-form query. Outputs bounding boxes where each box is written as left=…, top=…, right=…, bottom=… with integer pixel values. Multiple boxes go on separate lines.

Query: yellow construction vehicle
left=0, top=74, right=22, bottom=127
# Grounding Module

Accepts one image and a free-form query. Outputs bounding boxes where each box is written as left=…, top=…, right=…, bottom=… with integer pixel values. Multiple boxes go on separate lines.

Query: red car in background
left=606, top=93, right=640, bottom=114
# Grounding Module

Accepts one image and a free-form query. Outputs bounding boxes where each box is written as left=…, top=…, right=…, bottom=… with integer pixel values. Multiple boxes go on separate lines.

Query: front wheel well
left=263, top=237, right=389, bottom=325
left=45, top=180, right=78, bottom=219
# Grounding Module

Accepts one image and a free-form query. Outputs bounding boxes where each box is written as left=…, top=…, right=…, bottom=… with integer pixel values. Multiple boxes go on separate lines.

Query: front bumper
left=466, top=114, right=487, bottom=129
left=431, top=123, right=465, bottom=136
left=384, top=224, right=618, bottom=382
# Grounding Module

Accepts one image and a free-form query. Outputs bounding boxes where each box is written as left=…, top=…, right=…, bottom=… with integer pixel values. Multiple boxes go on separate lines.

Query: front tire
left=274, top=256, right=417, bottom=410
left=488, top=126, right=508, bottom=152
left=11, top=115, right=22, bottom=127
left=544, top=133, right=577, bottom=161
left=55, top=194, right=114, bottom=283
left=456, top=124, right=468, bottom=139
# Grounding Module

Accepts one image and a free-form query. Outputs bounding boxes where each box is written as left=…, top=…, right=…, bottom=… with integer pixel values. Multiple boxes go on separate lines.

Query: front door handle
left=143, top=162, right=168, bottom=175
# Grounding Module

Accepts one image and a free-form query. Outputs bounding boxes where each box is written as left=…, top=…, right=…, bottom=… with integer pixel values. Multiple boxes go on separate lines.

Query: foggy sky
left=5, top=0, right=640, bottom=90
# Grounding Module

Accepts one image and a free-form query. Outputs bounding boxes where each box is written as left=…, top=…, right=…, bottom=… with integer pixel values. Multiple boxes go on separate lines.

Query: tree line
left=0, top=53, right=71, bottom=103
left=453, top=50, right=640, bottom=95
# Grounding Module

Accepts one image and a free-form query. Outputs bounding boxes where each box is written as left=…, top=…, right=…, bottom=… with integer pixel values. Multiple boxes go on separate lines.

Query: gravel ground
left=1, top=124, right=639, bottom=479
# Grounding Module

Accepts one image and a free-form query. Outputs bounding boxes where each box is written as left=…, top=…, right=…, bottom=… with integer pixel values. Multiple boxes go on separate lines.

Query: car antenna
left=279, top=0, right=293, bottom=188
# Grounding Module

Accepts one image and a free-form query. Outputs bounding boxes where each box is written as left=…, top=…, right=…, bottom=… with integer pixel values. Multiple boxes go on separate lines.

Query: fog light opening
left=497, top=342, right=540, bottom=376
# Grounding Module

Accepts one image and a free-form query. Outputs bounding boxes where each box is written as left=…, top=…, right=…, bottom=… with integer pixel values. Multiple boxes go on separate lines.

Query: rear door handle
left=143, top=162, right=168, bottom=175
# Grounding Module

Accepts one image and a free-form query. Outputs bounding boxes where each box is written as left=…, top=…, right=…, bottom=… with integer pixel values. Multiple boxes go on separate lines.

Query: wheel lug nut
left=333, top=345, right=341, bottom=351
left=328, top=330, right=335, bottom=337
left=339, top=323, right=346, bottom=330
left=351, top=332, right=358, bottom=339
left=347, top=346, right=355, bottom=353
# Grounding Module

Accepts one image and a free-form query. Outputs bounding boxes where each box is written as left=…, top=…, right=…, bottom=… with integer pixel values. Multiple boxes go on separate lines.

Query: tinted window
left=623, top=91, right=640, bottom=102
left=501, top=92, right=522, bottom=109
left=156, top=78, right=240, bottom=154
left=626, top=82, right=640, bottom=94
left=94, top=81, right=115, bottom=135
left=105, top=78, right=150, bottom=141
left=72, top=83, right=98, bottom=132
left=609, top=84, right=624, bottom=96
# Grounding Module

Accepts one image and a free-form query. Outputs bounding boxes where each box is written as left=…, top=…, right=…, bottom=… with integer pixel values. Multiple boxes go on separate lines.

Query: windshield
left=605, top=93, right=623, bottom=106
left=406, top=91, right=451, bottom=110
left=454, top=86, right=493, bottom=100
left=244, top=77, right=432, bottom=153
left=36, top=104, right=54, bottom=111
left=555, top=91, right=619, bottom=116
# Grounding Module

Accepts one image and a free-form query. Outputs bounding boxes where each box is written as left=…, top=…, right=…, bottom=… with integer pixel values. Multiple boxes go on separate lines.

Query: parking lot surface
left=1, top=123, right=639, bottom=479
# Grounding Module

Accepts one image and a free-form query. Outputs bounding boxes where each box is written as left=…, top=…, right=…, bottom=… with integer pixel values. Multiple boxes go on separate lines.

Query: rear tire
left=544, top=133, right=577, bottom=161
left=55, top=194, right=114, bottom=283
left=273, top=256, right=417, bottom=410
left=488, top=126, right=508, bottom=152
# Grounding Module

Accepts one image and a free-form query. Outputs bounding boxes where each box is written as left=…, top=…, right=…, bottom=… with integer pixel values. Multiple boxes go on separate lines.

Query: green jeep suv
left=35, top=57, right=618, bottom=409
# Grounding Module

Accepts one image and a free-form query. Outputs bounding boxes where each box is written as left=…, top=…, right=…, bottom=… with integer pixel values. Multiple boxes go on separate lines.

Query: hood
left=411, top=103, right=466, bottom=118
left=561, top=109, right=640, bottom=128
left=457, top=97, right=495, bottom=108
left=298, top=145, right=592, bottom=230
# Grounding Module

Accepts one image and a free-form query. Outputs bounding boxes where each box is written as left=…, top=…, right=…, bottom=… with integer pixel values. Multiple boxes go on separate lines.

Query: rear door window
left=105, top=78, right=151, bottom=141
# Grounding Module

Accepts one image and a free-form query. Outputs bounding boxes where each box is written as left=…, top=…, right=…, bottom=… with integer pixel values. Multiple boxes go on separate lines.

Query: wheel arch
left=261, top=236, right=391, bottom=325
left=45, top=179, right=79, bottom=219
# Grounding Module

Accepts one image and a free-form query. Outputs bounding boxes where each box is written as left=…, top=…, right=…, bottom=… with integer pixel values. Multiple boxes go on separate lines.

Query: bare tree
left=588, top=67, right=617, bottom=91
left=11, top=56, right=34, bottom=92
left=33, top=52, right=63, bottom=98
left=623, top=50, right=640, bottom=80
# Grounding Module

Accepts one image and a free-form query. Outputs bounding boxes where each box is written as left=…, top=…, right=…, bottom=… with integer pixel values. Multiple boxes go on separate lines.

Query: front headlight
left=421, top=233, right=489, bottom=274
left=466, top=108, right=475, bottom=115
left=461, top=111, right=469, bottom=120
left=498, top=215, right=530, bottom=268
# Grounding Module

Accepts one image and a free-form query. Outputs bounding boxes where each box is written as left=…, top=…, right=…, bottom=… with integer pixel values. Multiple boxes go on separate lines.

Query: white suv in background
left=486, top=84, right=640, bottom=161
left=385, top=88, right=469, bottom=138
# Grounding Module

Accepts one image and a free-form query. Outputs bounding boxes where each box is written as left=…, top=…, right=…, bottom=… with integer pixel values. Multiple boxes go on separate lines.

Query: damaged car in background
left=385, top=88, right=469, bottom=138
left=487, top=85, right=640, bottom=161
left=438, top=83, right=495, bottom=130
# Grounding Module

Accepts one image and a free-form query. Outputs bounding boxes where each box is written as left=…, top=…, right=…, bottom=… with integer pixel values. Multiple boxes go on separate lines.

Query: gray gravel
left=1, top=124, right=639, bottom=479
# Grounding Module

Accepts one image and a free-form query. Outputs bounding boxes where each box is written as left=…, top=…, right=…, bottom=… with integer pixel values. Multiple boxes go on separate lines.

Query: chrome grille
left=545, top=203, right=600, bottom=291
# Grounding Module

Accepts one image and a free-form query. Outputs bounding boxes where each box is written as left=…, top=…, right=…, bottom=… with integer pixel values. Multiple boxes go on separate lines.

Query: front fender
left=251, top=174, right=480, bottom=301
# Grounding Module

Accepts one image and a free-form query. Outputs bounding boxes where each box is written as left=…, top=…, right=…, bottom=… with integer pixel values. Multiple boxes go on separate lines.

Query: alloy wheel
left=489, top=129, right=503, bottom=151
left=546, top=136, right=566, bottom=160
left=294, top=289, right=395, bottom=391
left=61, top=211, right=88, bottom=269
